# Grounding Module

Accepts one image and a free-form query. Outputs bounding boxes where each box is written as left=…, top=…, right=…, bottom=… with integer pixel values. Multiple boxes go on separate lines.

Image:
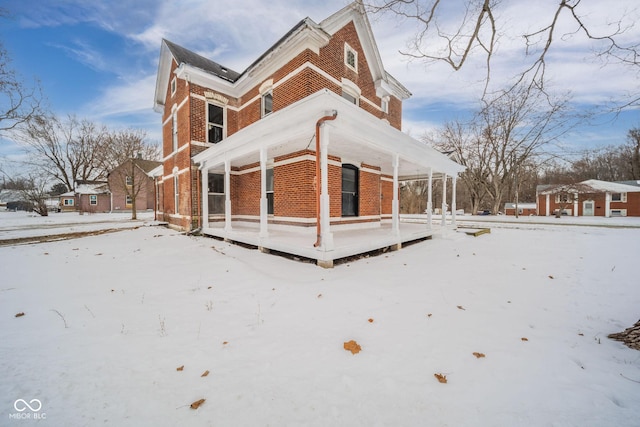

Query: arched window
left=342, top=164, right=359, bottom=217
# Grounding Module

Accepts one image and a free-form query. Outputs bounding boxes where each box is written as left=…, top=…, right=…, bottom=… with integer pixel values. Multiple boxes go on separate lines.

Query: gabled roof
left=133, top=159, right=162, bottom=174
left=154, top=2, right=410, bottom=112
left=75, top=180, right=110, bottom=195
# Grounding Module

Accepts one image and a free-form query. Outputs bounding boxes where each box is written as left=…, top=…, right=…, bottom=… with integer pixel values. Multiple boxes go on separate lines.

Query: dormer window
left=344, top=43, right=357, bottom=73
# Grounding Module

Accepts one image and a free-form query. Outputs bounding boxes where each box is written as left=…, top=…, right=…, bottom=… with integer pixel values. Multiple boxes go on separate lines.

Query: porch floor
left=201, top=217, right=454, bottom=267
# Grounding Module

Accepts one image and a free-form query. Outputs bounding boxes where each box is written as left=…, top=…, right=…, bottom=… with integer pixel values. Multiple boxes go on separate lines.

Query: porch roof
left=193, top=90, right=465, bottom=179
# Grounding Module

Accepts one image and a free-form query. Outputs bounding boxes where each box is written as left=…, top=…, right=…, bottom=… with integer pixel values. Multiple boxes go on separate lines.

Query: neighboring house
left=108, top=158, right=162, bottom=212
left=537, top=179, right=640, bottom=217
left=0, top=189, right=26, bottom=210
left=59, top=181, right=111, bottom=213
left=152, top=2, right=464, bottom=266
left=504, top=203, right=537, bottom=216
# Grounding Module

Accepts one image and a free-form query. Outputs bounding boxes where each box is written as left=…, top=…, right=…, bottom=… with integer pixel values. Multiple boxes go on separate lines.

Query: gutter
left=313, top=110, right=338, bottom=248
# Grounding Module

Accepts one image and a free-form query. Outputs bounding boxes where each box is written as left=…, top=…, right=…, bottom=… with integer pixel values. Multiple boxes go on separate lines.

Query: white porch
left=202, top=217, right=454, bottom=266
left=193, top=89, right=465, bottom=267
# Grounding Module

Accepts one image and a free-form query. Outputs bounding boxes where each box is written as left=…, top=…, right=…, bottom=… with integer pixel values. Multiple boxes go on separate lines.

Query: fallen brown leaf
left=472, top=352, right=486, bottom=359
left=15, top=312, right=25, bottom=318
left=222, top=341, right=228, bottom=345
left=434, top=373, right=447, bottom=384
left=368, top=318, right=374, bottom=323
left=190, top=398, right=205, bottom=409
left=521, top=337, right=529, bottom=342
left=201, top=370, right=209, bottom=377
left=317, top=294, right=322, bottom=298
left=427, top=313, right=432, bottom=318
left=548, top=275, right=554, bottom=279
left=343, top=340, right=362, bottom=355
left=176, top=365, right=184, bottom=371
left=457, top=305, right=466, bottom=311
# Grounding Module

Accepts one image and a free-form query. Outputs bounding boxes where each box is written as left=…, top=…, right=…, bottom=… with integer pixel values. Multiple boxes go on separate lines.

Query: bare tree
left=19, top=173, right=51, bottom=216
left=430, top=85, right=574, bottom=214
left=0, top=36, right=41, bottom=135
left=103, top=129, right=160, bottom=220
left=627, top=128, right=640, bottom=179
left=364, top=0, right=640, bottom=105
left=16, top=114, right=108, bottom=191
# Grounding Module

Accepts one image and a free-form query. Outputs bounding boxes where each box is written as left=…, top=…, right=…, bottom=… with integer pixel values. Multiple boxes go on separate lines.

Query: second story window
left=207, top=103, right=224, bottom=144
left=171, top=110, right=178, bottom=152
left=125, top=175, right=132, bottom=186
left=341, top=78, right=361, bottom=106
left=262, top=91, right=273, bottom=117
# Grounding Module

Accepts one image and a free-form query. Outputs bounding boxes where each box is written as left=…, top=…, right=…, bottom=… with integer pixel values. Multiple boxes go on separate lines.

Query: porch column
left=545, top=194, right=550, bottom=216
left=441, top=174, right=447, bottom=227
left=392, top=153, right=400, bottom=236
left=201, top=163, right=209, bottom=229
left=224, top=159, right=232, bottom=232
left=573, top=194, right=579, bottom=217
left=605, top=192, right=611, bottom=217
left=319, top=122, right=334, bottom=250
left=451, top=176, right=457, bottom=228
left=427, top=168, right=433, bottom=229
left=259, top=147, right=268, bottom=238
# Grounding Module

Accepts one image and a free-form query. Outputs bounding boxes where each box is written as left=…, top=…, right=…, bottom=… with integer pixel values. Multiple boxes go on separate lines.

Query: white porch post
left=392, top=153, right=400, bottom=236
left=224, top=159, right=232, bottom=232
left=605, top=192, right=611, bottom=217
left=573, top=194, right=579, bottom=217
left=427, top=168, right=433, bottom=229
left=319, top=122, right=334, bottom=250
left=451, top=176, right=457, bottom=228
left=201, top=163, right=209, bottom=229
left=545, top=194, right=550, bottom=216
left=441, top=174, right=447, bottom=227
left=259, top=146, right=268, bottom=238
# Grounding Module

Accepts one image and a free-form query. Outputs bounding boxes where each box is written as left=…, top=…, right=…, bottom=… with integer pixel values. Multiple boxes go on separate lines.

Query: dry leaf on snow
left=190, top=399, right=205, bottom=409
left=434, top=373, right=447, bottom=384
left=521, top=337, right=529, bottom=342
left=343, top=340, right=362, bottom=355
left=368, top=318, right=374, bottom=323
left=472, top=352, right=486, bottom=358
left=176, top=365, right=184, bottom=371
left=15, top=312, right=25, bottom=318
left=457, top=305, right=466, bottom=311
left=201, top=370, right=209, bottom=377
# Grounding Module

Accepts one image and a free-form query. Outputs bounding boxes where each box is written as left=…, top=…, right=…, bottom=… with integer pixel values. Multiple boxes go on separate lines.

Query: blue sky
left=1, top=0, right=638, bottom=170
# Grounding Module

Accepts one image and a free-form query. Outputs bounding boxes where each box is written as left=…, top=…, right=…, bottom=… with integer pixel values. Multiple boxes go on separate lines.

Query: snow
left=1, top=212, right=639, bottom=426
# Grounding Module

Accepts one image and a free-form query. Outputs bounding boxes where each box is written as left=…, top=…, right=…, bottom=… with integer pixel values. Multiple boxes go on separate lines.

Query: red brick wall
left=359, top=165, right=381, bottom=216
left=381, top=177, right=393, bottom=215
left=232, top=163, right=261, bottom=216
left=274, top=151, right=316, bottom=218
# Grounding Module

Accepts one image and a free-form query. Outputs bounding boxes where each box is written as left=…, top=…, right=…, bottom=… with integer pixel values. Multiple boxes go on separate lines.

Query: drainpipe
left=314, top=110, right=338, bottom=248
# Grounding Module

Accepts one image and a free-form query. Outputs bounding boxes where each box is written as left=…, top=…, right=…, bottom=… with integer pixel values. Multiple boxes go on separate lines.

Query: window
left=126, top=195, right=132, bottom=206
left=611, top=192, right=627, bottom=202
left=207, top=173, right=225, bottom=215
left=381, top=96, right=389, bottom=113
left=172, top=111, right=178, bottom=152
left=555, top=193, right=572, bottom=203
left=266, top=168, right=274, bottom=215
left=341, top=164, right=359, bottom=217
left=174, top=175, right=179, bottom=214
left=125, top=175, right=132, bottom=186
left=341, top=78, right=360, bottom=106
left=342, top=90, right=357, bottom=105
left=63, top=198, right=74, bottom=206
left=262, top=91, right=273, bottom=117
left=89, top=195, right=97, bottom=205
left=344, top=43, right=357, bottom=72
left=207, top=103, right=224, bottom=144
left=170, top=77, right=177, bottom=97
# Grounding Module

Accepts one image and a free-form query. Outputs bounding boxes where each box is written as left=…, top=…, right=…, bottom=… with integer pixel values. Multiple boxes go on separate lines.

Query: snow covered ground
left=1, top=212, right=639, bottom=426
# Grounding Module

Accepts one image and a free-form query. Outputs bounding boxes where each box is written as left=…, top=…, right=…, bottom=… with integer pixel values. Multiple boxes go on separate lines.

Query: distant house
left=59, top=181, right=111, bottom=213
left=504, top=202, right=537, bottom=216
left=0, top=189, right=27, bottom=211
left=537, top=179, right=640, bottom=217
left=108, top=158, right=161, bottom=212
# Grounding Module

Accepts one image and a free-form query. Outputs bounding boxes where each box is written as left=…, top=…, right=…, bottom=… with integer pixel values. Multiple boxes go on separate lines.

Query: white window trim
left=173, top=167, right=179, bottom=214
left=206, top=101, right=226, bottom=144
left=125, top=195, right=132, bottom=206
left=171, top=105, right=178, bottom=152
left=611, top=192, right=627, bottom=203
left=170, top=77, right=177, bottom=97
left=344, top=43, right=358, bottom=73
left=64, top=198, right=74, bottom=206
left=89, top=195, right=97, bottom=205
left=341, top=78, right=361, bottom=107
left=381, top=96, right=389, bottom=114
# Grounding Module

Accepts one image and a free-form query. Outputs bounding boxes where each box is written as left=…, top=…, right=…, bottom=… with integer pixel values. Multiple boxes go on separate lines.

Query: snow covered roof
left=540, top=179, right=640, bottom=195
left=75, top=181, right=109, bottom=195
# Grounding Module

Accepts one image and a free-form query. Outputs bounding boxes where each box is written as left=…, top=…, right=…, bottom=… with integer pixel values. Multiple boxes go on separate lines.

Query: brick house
left=153, top=2, right=464, bottom=266
left=537, top=179, right=640, bottom=217
left=59, top=181, right=111, bottom=213
left=108, top=158, right=161, bottom=212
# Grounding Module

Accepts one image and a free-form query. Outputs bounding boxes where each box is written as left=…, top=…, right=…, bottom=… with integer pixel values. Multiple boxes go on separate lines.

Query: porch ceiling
left=194, top=89, right=465, bottom=179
